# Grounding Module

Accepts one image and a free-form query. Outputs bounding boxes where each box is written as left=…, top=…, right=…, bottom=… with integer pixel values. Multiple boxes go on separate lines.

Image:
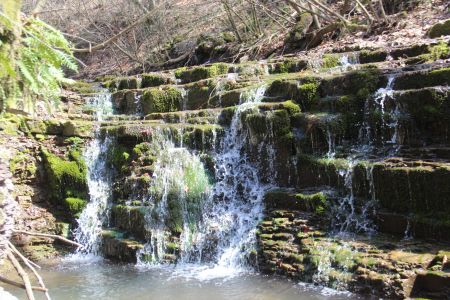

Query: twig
left=8, top=242, right=51, bottom=300
left=6, top=250, right=35, bottom=300
left=12, top=230, right=83, bottom=248
left=71, top=5, right=158, bottom=53
left=355, top=0, right=375, bottom=22
left=7, top=242, right=41, bottom=270
left=378, top=0, right=387, bottom=21
left=305, top=0, right=350, bottom=25
left=0, top=275, right=48, bottom=292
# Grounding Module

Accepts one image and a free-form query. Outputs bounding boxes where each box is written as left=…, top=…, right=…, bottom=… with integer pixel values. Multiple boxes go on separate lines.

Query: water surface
left=7, top=258, right=362, bottom=300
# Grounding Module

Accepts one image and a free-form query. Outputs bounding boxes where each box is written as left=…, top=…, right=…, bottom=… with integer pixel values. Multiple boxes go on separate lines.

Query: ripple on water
left=7, top=261, right=361, bottom=300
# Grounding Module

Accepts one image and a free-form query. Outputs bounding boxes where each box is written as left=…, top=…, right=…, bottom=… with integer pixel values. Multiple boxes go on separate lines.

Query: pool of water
left=6, top=257, right=362, bottom=300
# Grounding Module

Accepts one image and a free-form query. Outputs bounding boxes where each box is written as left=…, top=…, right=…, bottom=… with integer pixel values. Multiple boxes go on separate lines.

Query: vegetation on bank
left=0, top=0, right=77, bottom=113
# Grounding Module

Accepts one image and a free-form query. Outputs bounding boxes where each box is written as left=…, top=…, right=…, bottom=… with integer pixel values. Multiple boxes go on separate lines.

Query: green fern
left=0, top=5, right=78, bottom=112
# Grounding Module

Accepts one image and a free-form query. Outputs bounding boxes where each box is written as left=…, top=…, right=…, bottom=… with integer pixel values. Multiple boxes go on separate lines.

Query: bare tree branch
left=12, top=230, right=83, bottom=248
left=6, top=250, right=35, bottom=300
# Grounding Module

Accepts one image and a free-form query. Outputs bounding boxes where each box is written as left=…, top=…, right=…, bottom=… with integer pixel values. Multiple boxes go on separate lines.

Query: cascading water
left=137, top=85, right=271, bottom=279
left=137, top=128, right=212, bottom=264
left=73, top=92, right=114, bottom=255
left=331, top=161, right=376, bottom=235
left=184, top=86, right=270, bottom=276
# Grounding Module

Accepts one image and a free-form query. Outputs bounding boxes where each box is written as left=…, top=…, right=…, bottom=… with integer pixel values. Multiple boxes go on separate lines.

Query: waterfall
left=331, top=161, right=376, bottom=235
left=73, top=92, right=113, bottom=255
left=183, top=85, right=269, bottom=276
left=137, top=85, right=270, bottom=278
left=137, top=128, right=212, bottom=264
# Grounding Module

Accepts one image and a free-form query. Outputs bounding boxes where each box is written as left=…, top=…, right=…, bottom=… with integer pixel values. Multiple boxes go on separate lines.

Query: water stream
left=137, top=85, right=271, bottom=279
left=73, top=92, right=114, bottom=255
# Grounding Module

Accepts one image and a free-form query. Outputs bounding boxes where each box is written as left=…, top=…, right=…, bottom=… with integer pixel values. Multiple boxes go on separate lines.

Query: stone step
left=101, top=229, right=144, bottom=263
left=100, top=122, right=223, bottom=150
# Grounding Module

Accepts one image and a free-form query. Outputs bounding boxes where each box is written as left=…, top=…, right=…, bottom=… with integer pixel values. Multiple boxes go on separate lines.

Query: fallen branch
left=142, top=51, right=192, bottom=70
left=8, top=242, right=51, bottom=300
left=6, top=250, right=35, bottom=300
left=7, top=242, right=41, bottom=270
left=0, top=275, right=48, bottom=292
left=12, top=230, right=83, bottom=248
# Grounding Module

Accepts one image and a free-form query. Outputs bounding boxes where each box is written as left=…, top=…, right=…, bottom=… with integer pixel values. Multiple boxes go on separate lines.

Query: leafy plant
left=0, top=1, right=77, bottom=112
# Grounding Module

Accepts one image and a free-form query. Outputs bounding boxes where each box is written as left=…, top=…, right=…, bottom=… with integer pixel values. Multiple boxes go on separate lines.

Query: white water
left=137, top=128, right=212, bottom=264
left=373, top=75, right=400, bottom=146
left=137, top=86, right=271, bottom=279
left=185, top=86, right=270, bottom=276
left=331, top=161, right=376, bottom=235
left=73, top=92, right=113, bottom=255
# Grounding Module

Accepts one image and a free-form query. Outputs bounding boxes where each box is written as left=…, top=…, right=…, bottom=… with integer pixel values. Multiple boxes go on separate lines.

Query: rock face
left=2, top=40, right=450, bottom=298
left=0, top=158, right=17, bottom=262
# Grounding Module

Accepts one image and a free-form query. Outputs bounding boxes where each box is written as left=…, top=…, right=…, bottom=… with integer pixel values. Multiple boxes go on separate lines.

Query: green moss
left=63, top=80, right=97, bottom=94
left=185, top=81, right=211, bottom=109
left=141, top=74, right=171, bottom=88
left=108, top=144, right=130, bottom=171
left=132, top=142, right=152, bottom=158
left=117, top=77, right=138, bottom=90
left=322, top=54, right=339, bottom=69
left=394, top=67, right=450, bottom=90
left=359, top=49, right=387, bottom=64
left=41, top=149, right=87, bottom=204
left=9, top=150, right=36, bottom=179
left=298, top=82, right=319, bottom=109
left=281, top=100, right=301, bottom=115
left=428, top=19, right=450, bottom=38
left=429, top=41, right=450, bottom=61
left=64, top=197, right=87, bottom=217
left=295, top=192, right=327, bottom=214
left=166, top=242, right=180, bottom=253
left=175, top=63, right=229, bottom=83
left=272, top=59, right=298, bottom=74
left=349, top=69, right=381, bottom=95
left=141, top=87, right=183, bottom=114
left=65, top=136, right=84, bottom=146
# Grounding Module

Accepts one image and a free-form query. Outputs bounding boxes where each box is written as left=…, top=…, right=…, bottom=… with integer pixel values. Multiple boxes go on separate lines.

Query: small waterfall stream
left=73, top=92, right=114, bottom=255
left=136, top=85, right=271, bottom=278
left=185, top=86, right=270, bottom=275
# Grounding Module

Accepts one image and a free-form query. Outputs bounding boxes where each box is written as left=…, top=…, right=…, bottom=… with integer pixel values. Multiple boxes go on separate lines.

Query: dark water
left=5, top=257, right=363, bottom=300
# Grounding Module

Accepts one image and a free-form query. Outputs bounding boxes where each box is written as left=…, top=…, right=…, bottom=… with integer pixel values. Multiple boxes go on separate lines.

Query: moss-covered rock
left=101, top=230, right=144, bottom=263
left=141, top=87, right=183, bottom=114
left=427, top=19, right=450, bottom=38
left=372, top=160, right=450, bottom=215
left=175, top=63, right=229, bottom=83
left=41, top=148, right=88, bottom=207
left=269, top=59, right=308, bottom=74
left=141, top=73, right=174, bottom=88
left=359, top=49, right=388, bottom=64
left=111, top=205, right=148, bottom=240
left=322, top=54, right=339, bottom=69
left=62, top=120, right=94, bottom=137
left=264, top=189, right=327, bottom=214
left=64, top=197, right=87, bottom=217
left=394, top=67, right=450, bottom=90
left=295, top=155, right=348, bottom=189
left=9, top=150, right=37, bottom=180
